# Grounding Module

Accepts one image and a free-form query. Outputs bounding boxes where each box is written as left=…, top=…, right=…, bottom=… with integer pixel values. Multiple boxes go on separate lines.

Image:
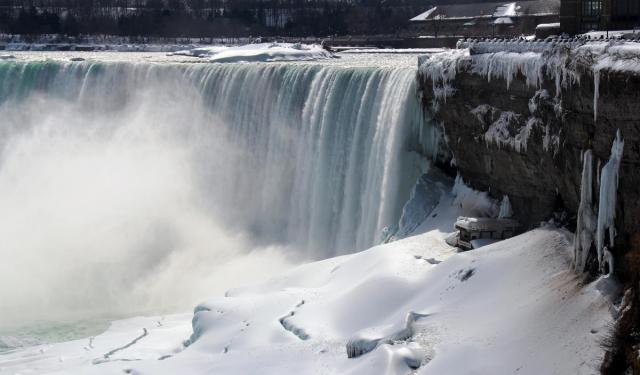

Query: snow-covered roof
left=535, top=22, right=560, bottom=29
left=494, top=17, right=514, bottom=24
left=494, top=2, right=518, bottom=17
left=409, top=0, right=558, bottom=22
left=455, top=216, right=521, bottom=231
left=410, top=6, right=438, bottom=21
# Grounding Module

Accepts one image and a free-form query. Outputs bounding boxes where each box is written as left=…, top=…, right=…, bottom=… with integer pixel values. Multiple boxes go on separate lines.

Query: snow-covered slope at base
left=1, top=194, right=615, bottom=374
left=171, top=43, right=333, bottom=62
left=0, top=315, right=192, bottom=374
left=170, top=229, right=613, bottom=375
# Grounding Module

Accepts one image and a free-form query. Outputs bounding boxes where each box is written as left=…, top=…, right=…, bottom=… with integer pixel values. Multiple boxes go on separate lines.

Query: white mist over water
left=0, top=74, right=291, bottom=329
left=0, top=58, right=434, bottom=333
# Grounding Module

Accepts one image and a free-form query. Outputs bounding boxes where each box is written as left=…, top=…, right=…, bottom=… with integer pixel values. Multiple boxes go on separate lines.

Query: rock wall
left=418, top=43, right=640, bottom=277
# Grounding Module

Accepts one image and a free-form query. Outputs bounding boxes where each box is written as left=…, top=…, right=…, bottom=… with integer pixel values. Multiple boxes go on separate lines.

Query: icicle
left=574, top=149, right=595, bottom=272
left=498, top=195, right=513, bottom=218
left=603, top=247, right=615, bottom=276
left=595, top=130, right=624, bottom=273
left=593, top=69, right=600, bottom=122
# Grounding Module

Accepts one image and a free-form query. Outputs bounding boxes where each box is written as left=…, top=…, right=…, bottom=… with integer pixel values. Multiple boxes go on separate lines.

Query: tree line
left=0, top=0, right=429, bottom=38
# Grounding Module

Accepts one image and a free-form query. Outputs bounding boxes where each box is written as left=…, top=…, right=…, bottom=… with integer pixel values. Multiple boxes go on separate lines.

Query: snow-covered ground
left=0, top=187, right=616, bottom=374
left=1, top=42, right=334, bottom=62
left=171, top=43, right=333, bottom=62
left=336, top=48, right=445, bottom=55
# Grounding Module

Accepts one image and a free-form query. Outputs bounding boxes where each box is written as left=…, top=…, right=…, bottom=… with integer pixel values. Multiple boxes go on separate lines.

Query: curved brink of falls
left=0, top=60, right=435, bottom=323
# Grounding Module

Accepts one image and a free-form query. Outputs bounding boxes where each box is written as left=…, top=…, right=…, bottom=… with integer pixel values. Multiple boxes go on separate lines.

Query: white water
left=0, top=56, right=433, bottom=336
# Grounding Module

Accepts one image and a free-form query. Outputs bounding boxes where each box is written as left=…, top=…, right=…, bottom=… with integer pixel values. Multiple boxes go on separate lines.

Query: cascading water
left=0, top=57, right=436, bottom=333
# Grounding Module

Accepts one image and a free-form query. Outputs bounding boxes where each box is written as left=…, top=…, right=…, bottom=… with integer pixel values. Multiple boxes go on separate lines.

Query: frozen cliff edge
left=423, top=39, right=640, bottom=120
left=418, top=37, right=639, bottom=371
left=417, top=38, right=639, bottom=261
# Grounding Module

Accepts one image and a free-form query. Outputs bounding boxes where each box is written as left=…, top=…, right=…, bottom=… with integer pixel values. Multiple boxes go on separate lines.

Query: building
left=409, top=0, right=560, bottom=38
left=450, top=217, right=521, bottom=250
left=560, top=0, right=640, bottom=34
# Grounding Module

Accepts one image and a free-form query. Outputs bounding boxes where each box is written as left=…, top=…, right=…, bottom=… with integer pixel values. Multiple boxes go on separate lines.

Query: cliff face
left=418, top=43, right=640, bottom=371
left=418, top=43, right=640, bottom=274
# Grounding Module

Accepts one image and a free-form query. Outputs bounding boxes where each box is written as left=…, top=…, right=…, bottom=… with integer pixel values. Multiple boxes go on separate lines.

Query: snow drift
left=171, top=43, right=333, bottom=62
left=0, top=195, right=616, bottom=375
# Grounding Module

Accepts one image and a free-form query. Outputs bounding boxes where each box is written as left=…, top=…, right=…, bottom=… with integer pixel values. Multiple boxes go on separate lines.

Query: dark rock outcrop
left=419, top=55, right=640, bottom=268
left=418, top=48, right=640, bottom=373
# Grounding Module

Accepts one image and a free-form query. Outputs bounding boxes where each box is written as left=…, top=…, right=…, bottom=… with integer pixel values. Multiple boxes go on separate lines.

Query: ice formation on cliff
left=499, top=195, right=513, bottom=219
left=574, top=150, right=596, bottom=272
left=420, top=41, right=580, bottom=101
left=596, top=130, right=624, bottom=273
left=451, top=175, right=498, bottom=217
left=574, top=131, right=624, bottom=274
left=421, top=39, right=640, bottom=121
left=474, top=107, right=539, bottom=153
left=419, top=49, right=469, bottom=105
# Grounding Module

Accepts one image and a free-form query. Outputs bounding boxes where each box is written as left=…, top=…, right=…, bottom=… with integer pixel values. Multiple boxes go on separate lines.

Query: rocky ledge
left=418, top=39, right=640, bottom=372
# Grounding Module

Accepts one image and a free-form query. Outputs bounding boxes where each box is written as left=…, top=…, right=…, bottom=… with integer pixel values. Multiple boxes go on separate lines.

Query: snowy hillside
left=0, top=193, right=615, bottom=375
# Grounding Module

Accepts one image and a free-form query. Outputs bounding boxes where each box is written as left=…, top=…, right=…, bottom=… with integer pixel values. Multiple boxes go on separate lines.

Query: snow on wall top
left=420, top=38, right=640, bottom=120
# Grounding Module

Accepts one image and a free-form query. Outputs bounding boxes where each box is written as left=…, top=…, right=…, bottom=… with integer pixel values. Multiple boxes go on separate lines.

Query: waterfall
left=0, top=60, right=434, bottom=325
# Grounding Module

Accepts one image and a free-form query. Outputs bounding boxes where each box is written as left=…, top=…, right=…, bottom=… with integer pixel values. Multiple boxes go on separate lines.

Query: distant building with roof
left=409, top=0, right=560, bottom=38
left=560, top=0, right=640, bottom=34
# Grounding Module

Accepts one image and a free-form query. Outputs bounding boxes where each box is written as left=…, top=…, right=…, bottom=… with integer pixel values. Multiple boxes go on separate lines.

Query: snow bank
left=0, top=315, right=192, bottom=373
left=171, top=43, right=333, bottom=63
left=0, top=203, right=616, bottom=375
left=5, top=232, right=612, bottom=374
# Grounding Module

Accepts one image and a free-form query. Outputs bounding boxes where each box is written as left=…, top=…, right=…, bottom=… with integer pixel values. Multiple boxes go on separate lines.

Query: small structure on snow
left=450, top=216, right=521, bottom=250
